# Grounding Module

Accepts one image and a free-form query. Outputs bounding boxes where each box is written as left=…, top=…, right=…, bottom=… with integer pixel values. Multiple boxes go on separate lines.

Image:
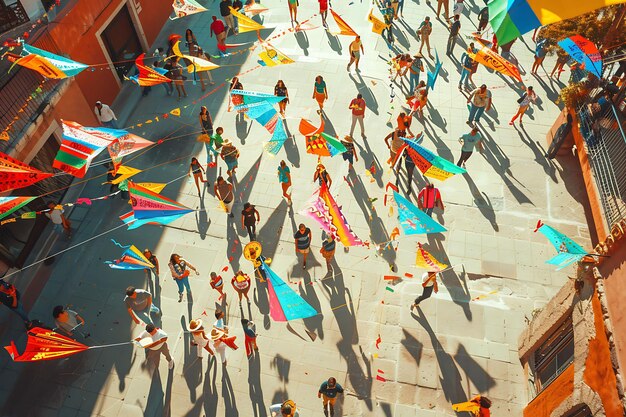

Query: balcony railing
left=0, top=1, right=29, bottom=35
left=574, top=67, right=626, bottom=229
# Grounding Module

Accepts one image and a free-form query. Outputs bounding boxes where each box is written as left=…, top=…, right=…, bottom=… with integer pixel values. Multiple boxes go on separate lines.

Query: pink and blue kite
left=260, top=262, right=317, bottom=321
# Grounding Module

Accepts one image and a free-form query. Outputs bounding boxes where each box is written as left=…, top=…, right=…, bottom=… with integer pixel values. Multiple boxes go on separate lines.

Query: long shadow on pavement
left=454, top=344, right=496, bottom=392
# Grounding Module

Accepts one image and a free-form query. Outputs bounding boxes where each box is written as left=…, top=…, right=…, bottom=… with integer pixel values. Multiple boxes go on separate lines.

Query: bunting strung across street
left=260, top=262, right=318, bottom=321
left=534, top=220, right=588, bottom=270
left=0, top=152, right=53, bottom=193
left=6, top=43, right=88, bottom=79
left=401, top=136, right=466, bottom=181
left=127, top=53, right=171, bottom=87
left=0, top=196, right=36, bottom=221
left=124, top=182, right=193, bottom=229
left=488, top=0, right=626, bottom=46
left=415, top=243, right=448, bottom=271
left=170, top=0, right=208, bottom=19
left=393, top=191, right=446, bottom=234
left=105, top=240, right=155, bottom=270
left=469, top=45, right=522, bottom=82
left=558, top=35, right=603, bottom=78
left=427, top=51, right=443, bottom=90
left=330, top=9, right=358, bottom=36
left=301, top=183, right=365, bottom=247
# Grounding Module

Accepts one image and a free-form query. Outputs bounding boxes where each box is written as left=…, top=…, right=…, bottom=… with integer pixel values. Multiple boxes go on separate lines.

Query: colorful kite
left=172, top=41, right=220, bottom=73
left=0, top=196, right=36, bottom=221
left=415, top=243, right=448, bottom=271
left=258, top=44, right=295, bottom=67
left=426, top=51, right=443, bottom=90
left=401, top=136, right=466, bottom=181
left=330, top=9, right=358, bottom=36
left=0, top=152, right=53, bottom=193
left=7, top=44, right=88, bottom=79
left=306, top=132, right=347, bottom=157
left=487, top=0, right=626, bottom=45
left=137, top=182, right=167, bottom=194
left=469, top=45, right=522, bottom=82
left=229, top=7, right=265, bottom=33
left=106, top=240, right=155, bottom=270
left=109, top=166, right=142, bottom=185
left=301, top=183, right=365, bottom=247
left=299, top=117, right=325, bottom=137
left=393, top=191, right=446, bottom=234
left=534, top=220, right=588, bottom=270
left=260, top=262, right=318, bottom=321
left=128, top=53, right=171, bottom=86
left=558, top=35, right=603, bottom=78
left=171, top=0, right=208, bottom=19
left=125, top=182, right=193, bottom=229
left=367, top=8, right=389, bottom=35
left=5, top=327, right=89, bottom=361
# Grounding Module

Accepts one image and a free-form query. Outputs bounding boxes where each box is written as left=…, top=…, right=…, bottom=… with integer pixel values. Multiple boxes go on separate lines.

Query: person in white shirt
left=509, top=86, right=537, bottom=126
left=410, top=272, right=439, bottom=310
left=45, top=202, right=71, bottom=237
left=134, top=324, right=175, bottom=369
left=94, top=101, right=118, bottom=128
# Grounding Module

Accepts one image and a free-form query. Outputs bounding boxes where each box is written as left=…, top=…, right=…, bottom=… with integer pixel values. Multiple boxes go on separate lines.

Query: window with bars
left=532, top=318, right=575, bottom=394
left=565, top=405, right=593, bottom=417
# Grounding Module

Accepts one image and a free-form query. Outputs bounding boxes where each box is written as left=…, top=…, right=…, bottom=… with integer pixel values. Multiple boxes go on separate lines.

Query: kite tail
left=110, top=239, right=130, bottom=249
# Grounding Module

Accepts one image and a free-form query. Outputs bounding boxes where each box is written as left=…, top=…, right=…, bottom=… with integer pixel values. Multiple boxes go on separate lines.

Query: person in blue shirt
left=318, top=377, right=344, bottom=417
left=459, top=43, right=476, bottom=90
left=531, top=38, right=548, bottom=74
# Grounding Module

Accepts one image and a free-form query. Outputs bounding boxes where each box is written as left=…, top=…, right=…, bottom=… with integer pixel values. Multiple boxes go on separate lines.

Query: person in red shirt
left=417, top=183, right=444, bottom=217
left=210, top=16, right=227, bottom=51
left=319, top=0, right=329, bottom=28
left=349, top=93, right=366, bottom=139
left=396, top=112, right=415, bottom=137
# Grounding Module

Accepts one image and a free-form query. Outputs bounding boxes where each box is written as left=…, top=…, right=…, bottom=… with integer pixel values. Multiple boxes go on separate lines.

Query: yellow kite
left=415, top=243, right=448, bottom=272
left=469, top=46, right=521, bottom=82
left=367, top=9, right=389, bottom=35
left=258, top=44, right=295, bottom=67
left=172, top=41, right=220, bottom=72
left=137, top=182, right=167, bottom=194
left=110, top=166, right=142, bottom=184
left=229, top=7, right=265, bottom=33
left=330, top=9, right=358, bottom=36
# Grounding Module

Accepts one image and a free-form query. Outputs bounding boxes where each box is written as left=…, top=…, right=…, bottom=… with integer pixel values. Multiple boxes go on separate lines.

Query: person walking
left=410, top=271, right=439, bottom=309
left=319, top=0, right=329, bottom=28
left=207, top=126, right=224, bottom=167
left=457, top=127, right=483, bottom=168
left=220, top=0, right=235, bottom=34
left=241, top=318, right=258, bottom=358
left=241, top=202, right=260, bottom=241
left=45, top=202, right=71, bottom=237
left=214, top=176, right=235, bottom=217
left=384, top=128, right=406, bottom=165
left=144, top=249, right=159, bottom=279
left=341, top=135, right=358, bottom=170
left=189, top=319, right=215, bottom=358
left=210, top=326, right=238, bottom=366
left=417, top=183, right=444, bottom=217
left=270, top=400, right=300, bottom=417
left=210, top=271, right=226, bottom=300
left=467, top=84, right=492, bottom=126
left=210, top=16, right=228, bottom=51
left=458, top=44, right=475, bottom=90
left=397, top=112, right=415, bottom=137
left=382, top=0, right=394, bottom=44
left=170, top=57, right=188, bottom=100
left=94, top=101, right=118, bottom=128
left=199, top=105, right=213, bottom=137
left=231, top=270, right=251, bottom=304
left=312, top=75, right=328, bottom=114
left=531, top=38, right=548, bottom=74
left=402, top=150, right=416, bottom=195
left=318, top=377, right=344, bottom=417
left=232, top=0, right=243, bottom=30
left=550, top=51, right=569, bottom=79
left=408, top=54, right=424, bottom=93
left=509, top=86, right=537, bottom=125
left=313, top=164, right=332, bottom=188
left=446, top=15, right=461, bottom=56
left=220, top=139, right=239, bottom=178
left=134, top=323, right=175, bottom=369
left=189, top=157, right=207, bottom=195
left=349, top=93, right=366, bottom=138
left=0, top=279, right=29, bottom=324
left=294, top=223, right=312, bottom=269
left=417, top=17, right=433, bottom=58
left=169, top=253, right=199, bottom=302
left=408, top=83, right=428, bottom=118
left=185, top=29, right=198, bottom=49
left=53, top=305, right=88, bottom=338
left=288, top=0, right=298, bottom=25
left=477, top=6, right=489, bottom=32
left=391, top=0, right=400, bottom=19
left=320, top=232, right=336, bottom=273
left=436, top=0, right=450, bottom=20
left=277, top=160, right=292, bottom=205
left=275, top=80, right=289, bottom=116
left=125, top=286, right=161, bottom=325
left=347, top=36, right=364, bottom=72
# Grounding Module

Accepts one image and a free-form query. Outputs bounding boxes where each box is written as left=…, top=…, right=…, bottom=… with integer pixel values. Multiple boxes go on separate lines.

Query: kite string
left=88, top=341, right=134, bottom=350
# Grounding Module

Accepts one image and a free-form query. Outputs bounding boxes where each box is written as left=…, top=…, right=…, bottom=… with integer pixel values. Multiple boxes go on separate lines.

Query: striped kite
left=123, top=182, right=193, bottom=229
left=106, top=240, right=155, bottom=270
left=260, top=262, right=318, bottom=321
left=171, top=0, right=208, bottom=19
left=0, top=196, right=36, bottom=221
left=400, top=136, right=466, bottom=181
left=6, top=44, right=88, bottom=79
left=393, top=191, right=446, bottom=235
left=0, top=152, right=53, bottom=193
left=128, top=53, right=171, bottom=86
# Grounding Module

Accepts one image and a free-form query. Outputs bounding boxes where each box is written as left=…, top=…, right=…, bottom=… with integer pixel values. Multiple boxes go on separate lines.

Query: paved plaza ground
left=0, top=0, right=594, bottom=416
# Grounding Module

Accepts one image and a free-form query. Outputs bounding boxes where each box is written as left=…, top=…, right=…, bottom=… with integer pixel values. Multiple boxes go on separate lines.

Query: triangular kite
left=245, top=2, right=269, bottom=15
left=305, top=132, right=347, bottom=157
left=0, top=152, right=53, bottom=193
left=125, top=182, right=193, bottom=229
left=137, top=182, right=167, bottom=194
left=401, top=136, right=466, bottom=180
left=260, top=263, right=317, bottom=321
left=427, top=50, right=442, bottom=90
left=534, top=220, right=588, bottom=270
left=128, top=53, right=171, bottom=86
left=0, top=196, right=36, bottom=220
left=4, top=327, right=88, bottom=361
left=7, top=44, right=88, bottom=79
left=393, top=191, right=446, bottom=234
left=469, top=45, right=521, bottom=82
left=229, top=6, right=265, bottom=33
left=172, top=41, right=220, bottom=73
left=110, top=166, right=142, bottom=184
left=53, top=120, right=110, bottom=177
left=330, top=9, right=358, bottom=36
left=258, top=43, right=295, bottom=67
left=415, top=243, right=448, bottom=271
left=106, top=240, right=155, bottom=270
left=170, top=0, right=208, bottom=19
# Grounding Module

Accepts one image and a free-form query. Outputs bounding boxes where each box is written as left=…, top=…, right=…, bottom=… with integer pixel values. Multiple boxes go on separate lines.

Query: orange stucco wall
left=584, top=291, right=623, bottom=417
left=570, top=110, right=607, bottom=242
left=524, top=364, right=574, bottom=417
left=46, top=0, right=170, bottom=106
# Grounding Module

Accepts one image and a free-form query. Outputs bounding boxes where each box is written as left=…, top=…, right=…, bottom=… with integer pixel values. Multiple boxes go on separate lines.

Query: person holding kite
left=231, top=270, right=252, bottom=304
left=320, top=232, right=336, bottom=273
left=341, top=136, right=358, bottom=170
left=189, top=319, right=215, bottom=358
left=170, top=56, right=188, bottom=100
left=210, top=271, right=226, bottom=300
left=410, top=271, right=439, bottom=310
left=229, top=77, right=244, bottom=109
left=168, top=253, right=199, bottom=302
left=53, top=305, right=88, bottom=339
left=134, top=323, right=175, bottom=369
left=143, top=248, right=160, bottom=278
left=384, top=128, right=407, bottom=165
left=312, top=75, right=328, bottom=114
left=220, top=139, right=240, bottom=178
left=417, top=183, right=444, bottom=217
left=241, top=202, right=260, bottom=241
left=215, top=176, right=235, bottom=217
left=313, top=164, right=332, bottom=188
left=210, top=326, right=238, bottom=365
left=408, top=82, right=428, bottom=118
left=188, top=157, right=208, bottom=195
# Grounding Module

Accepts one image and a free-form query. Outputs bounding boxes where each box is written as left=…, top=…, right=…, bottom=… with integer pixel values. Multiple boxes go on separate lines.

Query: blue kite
left=393, top=191, right=446, bottom=235
left=534, top=220, right=588, bottom=270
